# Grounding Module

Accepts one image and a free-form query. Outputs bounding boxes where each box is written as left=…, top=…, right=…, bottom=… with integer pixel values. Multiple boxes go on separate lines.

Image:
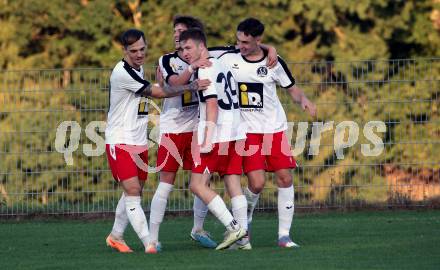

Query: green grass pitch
left=1, top=210, right=439, bottom=269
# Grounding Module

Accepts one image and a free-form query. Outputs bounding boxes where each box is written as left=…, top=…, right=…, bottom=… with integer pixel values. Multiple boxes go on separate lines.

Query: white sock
left=231, top=195, right=248, bottom=231
left=149, top=182, right=173, bottom=242
left=244, top=187, right=260, bottom=224
left=192, top=195, right=208, bottom=233
left=207, top=195, right=237, bottom=231
left=111, top=193, right=129, bottom=239
left=278, top=185, right=294, bottom=238
left=125, top=196, right=150, bottom=247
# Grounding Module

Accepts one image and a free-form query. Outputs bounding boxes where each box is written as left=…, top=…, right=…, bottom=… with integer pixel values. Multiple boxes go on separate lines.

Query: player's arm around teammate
left=137, top=76, right=210, bottom=98
left=180, top=28, right=248, bottom=250
left=230, top=18, right=316, bottom=248
left=104, top=29, right=209, bottom=254
left=149, top=16, right=220, bottom=250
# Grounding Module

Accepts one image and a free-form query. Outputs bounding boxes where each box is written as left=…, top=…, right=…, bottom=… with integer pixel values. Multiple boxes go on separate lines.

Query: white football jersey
left=158, top=46, right=237, bottom=134
left=196, top=57, right=246, bottom=144
left=208, top=45, right=237, bottom=58
left=219, top=50, right=295, bottom=133
left=105, top=60, right=150, bottom=145
left=159, top=51, right=198, bottom=134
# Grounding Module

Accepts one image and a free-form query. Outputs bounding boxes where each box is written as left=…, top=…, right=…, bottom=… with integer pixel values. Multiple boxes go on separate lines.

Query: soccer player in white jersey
left=221, top=18, right=317, bottom=248
left=150, top=16, right=236, bottom=250
left=179, top=28, right=249, bottom=250
left=149, top=15, right=279, bottom=250
left=149, top=16, right=217, bottom=250
left=104, top=29, right=210, bottom=254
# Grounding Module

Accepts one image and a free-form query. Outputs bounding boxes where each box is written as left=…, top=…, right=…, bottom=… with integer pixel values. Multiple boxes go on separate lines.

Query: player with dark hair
left=149, top=15, right=280, bottom=250
left=104, top=29, right=210, bottom=254
left=223, top=18, right=316, bottom=249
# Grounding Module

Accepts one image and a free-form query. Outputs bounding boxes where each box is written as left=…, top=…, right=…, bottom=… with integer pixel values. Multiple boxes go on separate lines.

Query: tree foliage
left=0, top=0, right=438, bottom=69
left=0, top=0, right=439, bottom=211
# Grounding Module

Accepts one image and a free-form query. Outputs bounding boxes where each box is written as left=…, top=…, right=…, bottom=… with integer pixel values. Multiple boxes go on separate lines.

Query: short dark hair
left=173, top=15, right=205, bottom=32
left=121, top=29, right=145, bottom=48
left=237, top=18, right=265, bottom=37
left=179, top=28, right=207, bottom=46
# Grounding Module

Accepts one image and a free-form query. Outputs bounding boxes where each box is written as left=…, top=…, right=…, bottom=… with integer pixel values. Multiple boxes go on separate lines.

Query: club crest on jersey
left=238, top=82, right=264, bottom=109
left=257, top=66, right=268, bottom=77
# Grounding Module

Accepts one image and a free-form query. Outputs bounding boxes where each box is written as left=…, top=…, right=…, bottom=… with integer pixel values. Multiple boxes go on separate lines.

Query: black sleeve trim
left=217, top=49, right=240, bottom=59
left=161, top=54, right=179, bottom=84
left=204, top=94, right=217, bottom=100
left=194, top=69, right=199, bottom=80
left=122, top=60, right=151, bottom=92
left=278, top=56, right=296, bottom=88
left=195, top=69, right=217, bottom=102
left=198, top=88, right=217, bottom=102
left=135, top=84, right=149, bottom=95
left=283, top=82, right=296, bottom=89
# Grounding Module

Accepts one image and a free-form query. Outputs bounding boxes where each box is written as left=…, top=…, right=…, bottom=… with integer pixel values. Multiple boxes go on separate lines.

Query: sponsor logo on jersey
left=170, top=63, right=184, bottom=72
left=232, top=63, right=239, bottom=69
left=181, top=90, right=199, bottom=108
left=257, top=66, right=268, bottom=77
left=138, top=98, right=149, bottom=117
left=238, top=82, right=264, bottom=109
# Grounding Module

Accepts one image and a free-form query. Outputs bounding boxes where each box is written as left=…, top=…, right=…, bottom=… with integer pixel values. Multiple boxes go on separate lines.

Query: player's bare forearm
left=156, top=66, right=165, bottom=87
left=168, top=59, right=212, bottom=86
left=288, top=85, right=317, bottom=117
left=201, top=98, right=218, bottom=151
left=287, top=86, right=306, bottom=103
left=139, top=79, right=211, bottom=98
left=168, top=70, right=193, bottom=86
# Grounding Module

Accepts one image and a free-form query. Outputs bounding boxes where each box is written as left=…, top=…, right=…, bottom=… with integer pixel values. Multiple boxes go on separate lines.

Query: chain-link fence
left=1, top=58, right=439, bottom=216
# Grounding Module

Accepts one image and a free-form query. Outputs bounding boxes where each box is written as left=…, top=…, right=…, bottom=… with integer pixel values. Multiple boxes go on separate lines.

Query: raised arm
left=166, top=59, right=212, bottom=86
left=167, top=66, right=195, bottom=86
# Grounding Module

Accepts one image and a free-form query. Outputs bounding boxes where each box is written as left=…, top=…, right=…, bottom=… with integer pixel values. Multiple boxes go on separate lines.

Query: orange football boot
left=106, top=234, right=133, bottom=253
